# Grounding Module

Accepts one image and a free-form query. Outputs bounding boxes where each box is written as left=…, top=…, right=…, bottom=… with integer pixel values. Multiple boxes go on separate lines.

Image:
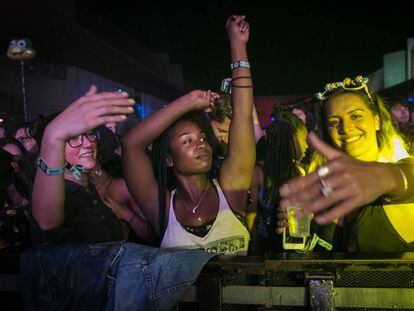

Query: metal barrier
left=179, top=252, right=414, bottom=310
left=2, top=252, right=414, bottom=310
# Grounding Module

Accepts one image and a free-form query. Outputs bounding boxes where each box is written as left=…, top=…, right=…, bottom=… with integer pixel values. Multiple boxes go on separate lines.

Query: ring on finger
left=320, top=178, right=333, bottom=197
left=317, top=165, right=330, bottom=179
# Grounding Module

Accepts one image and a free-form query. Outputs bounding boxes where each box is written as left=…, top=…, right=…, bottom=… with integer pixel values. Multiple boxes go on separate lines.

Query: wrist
left=43, top=125, right=68, bottom=145
left=230, top=45, right=248, bottom=61
left=383, top=163, right=409, bottom=202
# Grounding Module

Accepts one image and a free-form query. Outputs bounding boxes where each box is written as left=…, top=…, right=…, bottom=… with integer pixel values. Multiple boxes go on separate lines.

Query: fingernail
left=121, top=92, right=128, bottom=96
left=128, top=99, right=135, bottom=103
left=128, top=107, right=134, bottom=112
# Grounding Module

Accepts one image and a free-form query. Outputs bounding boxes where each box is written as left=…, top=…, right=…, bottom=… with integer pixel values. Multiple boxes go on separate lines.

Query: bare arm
left=32, top=130, right=66, bottom=230
left=252, top=104, right=265, bottom=143
left=32, top=86, right=133, bottom=230
left=220, top=16, right=256, bottom=207
left=122, top=91, right=216, bottom=235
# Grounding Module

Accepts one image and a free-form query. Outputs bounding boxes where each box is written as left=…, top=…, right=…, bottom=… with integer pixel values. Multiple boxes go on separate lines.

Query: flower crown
left=315, top=76, right=373, bottom=102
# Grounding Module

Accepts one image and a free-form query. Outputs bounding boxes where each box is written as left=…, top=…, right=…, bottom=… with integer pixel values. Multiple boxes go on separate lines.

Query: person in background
left=280, top=76, right=414, bottom=252
left=0, top=138, right=35, bottom=207
left=14, top=122, right=39, bottom=157
left=0, top=127, right=6, bottom=139
left=0, top=149, right=31, bottom=252
left=387, top=96, right=410, bottom=125
left=89, top=125, right=157, bottom=245
left=31, top=85, right=136, bottom=246
left=250, top=108, right=308, bottom=254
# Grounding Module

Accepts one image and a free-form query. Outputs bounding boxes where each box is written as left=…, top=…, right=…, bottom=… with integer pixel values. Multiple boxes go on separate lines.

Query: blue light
left=270, top=117, right=275, bottom=122
left=407, top=97, right=414, bottom=103
left=117, top=88, right=123, bottom=93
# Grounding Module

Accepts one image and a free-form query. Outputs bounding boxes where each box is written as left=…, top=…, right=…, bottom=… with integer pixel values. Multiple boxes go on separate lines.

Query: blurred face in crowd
left=292, top=108, right=307, bottom=125
left=390, top=104, right=409, bottom=124
left=167, top=121, right=212, bottom=175
left=1, top=143, right=22, bottom=156
left=15, top=127, right=37, bottom=153
left=294, top=124, right=308, bottom=161
left=65, top=131, right=97, bottom=170
left=210, top=116, right=231, bottom=144
left=0, top=128, right=6, bottom=139
left=325, top=93, right=380, bottom=161
left=105, top=122, right=117, bottom=134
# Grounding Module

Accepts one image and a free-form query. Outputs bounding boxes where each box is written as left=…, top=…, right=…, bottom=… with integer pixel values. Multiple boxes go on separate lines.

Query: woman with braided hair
left=249, top=107, right=308, bottom=254
left=122, top=15, right=255, bottom=255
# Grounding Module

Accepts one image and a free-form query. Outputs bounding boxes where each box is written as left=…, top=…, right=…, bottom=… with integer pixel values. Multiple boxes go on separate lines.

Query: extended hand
left=279, top=132, right=393, bottom=224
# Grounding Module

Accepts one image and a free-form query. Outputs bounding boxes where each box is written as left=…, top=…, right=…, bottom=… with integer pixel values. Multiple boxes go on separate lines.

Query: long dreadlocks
left=260, top=107, right=305, bottom=208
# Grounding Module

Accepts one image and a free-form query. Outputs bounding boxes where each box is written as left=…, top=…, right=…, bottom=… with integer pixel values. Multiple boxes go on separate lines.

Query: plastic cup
left=286, top=205, right=312, bottom=238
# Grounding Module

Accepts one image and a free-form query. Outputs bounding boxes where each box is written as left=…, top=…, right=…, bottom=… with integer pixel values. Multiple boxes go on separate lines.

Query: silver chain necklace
left=178, top=183, right=210, bottom=214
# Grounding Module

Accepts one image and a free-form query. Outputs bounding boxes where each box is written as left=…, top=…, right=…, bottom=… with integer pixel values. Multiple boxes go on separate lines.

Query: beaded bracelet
left=383, top=165, right=408, bottom=203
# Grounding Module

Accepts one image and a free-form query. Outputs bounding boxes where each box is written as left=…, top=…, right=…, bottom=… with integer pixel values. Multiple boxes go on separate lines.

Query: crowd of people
left=1, top=15, right=414, bottom=261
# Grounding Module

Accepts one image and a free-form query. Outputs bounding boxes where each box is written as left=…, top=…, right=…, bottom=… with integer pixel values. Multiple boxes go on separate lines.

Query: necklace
left=178, top=182, right=210, bottom=214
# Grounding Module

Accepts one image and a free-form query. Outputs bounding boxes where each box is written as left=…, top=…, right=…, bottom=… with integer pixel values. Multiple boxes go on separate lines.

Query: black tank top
left=344, top=204, right=414, bottom=252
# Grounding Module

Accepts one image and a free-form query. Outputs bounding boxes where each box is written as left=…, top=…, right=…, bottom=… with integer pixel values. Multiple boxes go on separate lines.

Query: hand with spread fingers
left=47, top=85, right=135, bottom=143
left=279, top=132, right=402, bottom=224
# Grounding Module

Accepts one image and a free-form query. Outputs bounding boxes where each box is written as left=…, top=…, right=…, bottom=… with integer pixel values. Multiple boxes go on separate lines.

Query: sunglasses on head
left=316, top=76, right=373, bottom=102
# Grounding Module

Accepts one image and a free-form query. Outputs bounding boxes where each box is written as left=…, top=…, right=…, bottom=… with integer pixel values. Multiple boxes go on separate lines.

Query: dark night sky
left=77, top=1, right=413, bottom=95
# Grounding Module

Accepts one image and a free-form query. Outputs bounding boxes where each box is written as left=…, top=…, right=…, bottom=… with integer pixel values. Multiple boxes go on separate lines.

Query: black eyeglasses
left=68, top=131, right=98, bottom=148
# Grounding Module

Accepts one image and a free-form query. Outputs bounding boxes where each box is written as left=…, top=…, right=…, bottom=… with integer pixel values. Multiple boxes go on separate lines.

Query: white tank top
left=161, top=179, right=250, bottom=255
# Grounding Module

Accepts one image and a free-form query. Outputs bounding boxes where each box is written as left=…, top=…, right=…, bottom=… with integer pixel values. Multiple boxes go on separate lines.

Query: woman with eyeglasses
left=279, top=77, right=414, bottom=252
left=30, top=85, right=139, bottom=245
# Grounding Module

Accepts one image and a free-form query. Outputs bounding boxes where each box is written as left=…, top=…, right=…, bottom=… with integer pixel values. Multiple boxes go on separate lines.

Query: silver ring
left=320, top=178, right=333, bottom=197
left=317, top=165, right=330, bottom=179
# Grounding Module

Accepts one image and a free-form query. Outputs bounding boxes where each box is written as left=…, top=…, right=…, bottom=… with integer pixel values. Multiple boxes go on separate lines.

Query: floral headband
left=315, top=76, right=373, bottom=102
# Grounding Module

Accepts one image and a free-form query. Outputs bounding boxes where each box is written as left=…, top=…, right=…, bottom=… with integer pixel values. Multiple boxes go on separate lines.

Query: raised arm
left=220, top=15, right=255, bottom=193
left=122, top=91, right=216, bottom=235
left=32, top=86, right=134, bottom=230
left=252, top=104, right=265, bottom=143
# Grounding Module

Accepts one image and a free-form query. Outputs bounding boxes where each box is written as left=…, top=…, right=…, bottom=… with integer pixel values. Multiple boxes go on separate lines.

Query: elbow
left=33, top=210, right=63, bottom=231
left=35, top=217, right=62, bottom=231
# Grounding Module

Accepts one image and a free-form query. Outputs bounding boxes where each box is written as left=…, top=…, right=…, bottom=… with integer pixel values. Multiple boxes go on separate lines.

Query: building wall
left=0, top=56, right=166, bottom=124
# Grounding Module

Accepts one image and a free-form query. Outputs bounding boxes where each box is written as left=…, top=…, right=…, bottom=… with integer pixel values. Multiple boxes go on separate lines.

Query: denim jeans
left=21, top=242, right=216, bottom=311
